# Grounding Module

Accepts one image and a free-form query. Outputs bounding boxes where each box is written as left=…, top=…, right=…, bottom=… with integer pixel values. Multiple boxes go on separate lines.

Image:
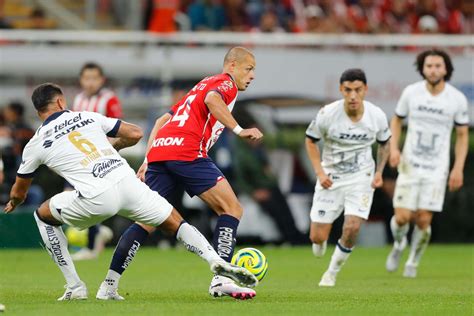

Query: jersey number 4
left=171, top=95, right=196, bottom=127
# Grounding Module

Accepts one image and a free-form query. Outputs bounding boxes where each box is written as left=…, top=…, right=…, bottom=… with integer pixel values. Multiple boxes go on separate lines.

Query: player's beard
left=426, top=77, right=443, bottom=88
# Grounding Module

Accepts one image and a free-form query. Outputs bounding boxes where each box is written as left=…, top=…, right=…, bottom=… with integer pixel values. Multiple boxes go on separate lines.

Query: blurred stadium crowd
left=0, top=0, right=472, bottom=34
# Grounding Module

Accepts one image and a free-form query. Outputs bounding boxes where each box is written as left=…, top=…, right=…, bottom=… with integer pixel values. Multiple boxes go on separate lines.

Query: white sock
left=104, top=269, right=121, bottom=288
left=312, top=241, right=327, bottom=257
left=34, top=212, right=82, bottom=288
left=406, top=226, right=431, bottom=267
left=176, top=222, right=222, bottom=264
left=328, top=240, right=352, bottom=275
left=390, top=216, right=409, bottom=247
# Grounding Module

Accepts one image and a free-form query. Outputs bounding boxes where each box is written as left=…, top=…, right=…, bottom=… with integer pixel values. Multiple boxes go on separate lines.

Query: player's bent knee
left=137, top=222, right=158, bottom=234
left=36, top=203, right=62, bottom=226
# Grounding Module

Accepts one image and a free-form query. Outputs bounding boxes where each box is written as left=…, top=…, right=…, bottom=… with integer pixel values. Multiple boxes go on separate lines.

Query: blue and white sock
left=106, top=223, right=148, bottom=287
left=212, top=214, right=239, bottom=262
left=176, top=221, right=222, bottom=263
left=34, top=211, right=82, bottom=288
left=328, top=240, right=353, bottom=275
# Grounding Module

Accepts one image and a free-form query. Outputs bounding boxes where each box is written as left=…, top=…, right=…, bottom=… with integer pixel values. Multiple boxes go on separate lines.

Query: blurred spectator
left=27, top=7, right=56, bottom=29
left=0, top=102, right=43, bottom=206
left=233, top=131, right=307, bottom=245
left=416, top=14, right=440, bottom=33
left=187, top=0, right=226, bottom=31
left=223, top=0, right=250, bottom=31
left=0, top=0, right=11, bottom=29
left=445, top=0, right=473, bottom=34
left=304, top=4, right=342, bottom=33
left=252, top=9, right=285, bottom=33
left=412, top=0, right=447, bottom=31
left=146, top=0, right=190, bottom=32
left=345, top=0, right=383, bottom=33
left=380, top=0, right=416, bottom=33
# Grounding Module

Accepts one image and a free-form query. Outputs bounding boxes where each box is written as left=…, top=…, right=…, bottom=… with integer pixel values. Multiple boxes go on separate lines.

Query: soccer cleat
left=57, top=281, right=88, bottom=301
left=210, top=260, right=258, bottom=288
left=403, top=264, right=417, bottom=278
left=386, top=237, right=407, bottom=272
left=71, top=248, right=97, bottom=261
left=96, top=281, right=125, bottom=301
left=209, top=275, right=256, bottom=300
left=318, top=270, right=336, bottom=287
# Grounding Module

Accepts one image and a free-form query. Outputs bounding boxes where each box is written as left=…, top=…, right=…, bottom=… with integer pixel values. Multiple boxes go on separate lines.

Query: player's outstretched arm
left=448, top=125, right=468, bottom=192
left=4, top=177, right=33, bottom=214
left=389, top=116, right=403, bottom=168
left=373, top=139, right=390, bottom=189
left=109, top=121, right=144, bottom=151
left=305, top=137, right=332, bottom=189
left=136, top=113, right=172, bottom=181
left=205, top=91, right=263, bottom=140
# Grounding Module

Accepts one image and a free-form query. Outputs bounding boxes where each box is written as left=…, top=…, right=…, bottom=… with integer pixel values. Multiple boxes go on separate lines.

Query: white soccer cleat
left=386, top=237, right=407, bottom=272
left=210, top=260, right=258, bottom=288
left=71, top=248, right=97, bottom=261
left=403, top=264, right=417, bottom=278
left=318, top=271, right=336, bottom=287
left=209, top=275, right=256, bottom=300
left=96, top=281, right=125, bottom=301
left=57, top=281, right=88, bottom=301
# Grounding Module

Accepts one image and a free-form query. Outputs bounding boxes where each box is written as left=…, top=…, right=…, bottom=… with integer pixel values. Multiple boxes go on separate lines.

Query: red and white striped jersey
left=72, top=88, right=122, bottom=118
left=147, top=73, right=238, bottom=162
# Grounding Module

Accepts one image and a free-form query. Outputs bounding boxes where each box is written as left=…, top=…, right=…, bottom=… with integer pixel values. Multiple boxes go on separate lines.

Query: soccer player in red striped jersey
left=70, top=62, right=120, bottom=261
left=100, top=47, right=263, bottom=300
left=72, top=62, right=122, bottom=118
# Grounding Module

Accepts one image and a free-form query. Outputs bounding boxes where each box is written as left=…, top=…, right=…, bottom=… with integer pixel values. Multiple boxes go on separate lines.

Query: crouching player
left=4, top=83, right=257, bottom=300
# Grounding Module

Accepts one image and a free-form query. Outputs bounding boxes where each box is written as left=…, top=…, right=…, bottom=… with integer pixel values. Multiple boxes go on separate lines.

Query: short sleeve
left=207, top=79, right=238, bottom=105
left=395, top=86, right=410, bottom=118
left=376, top=110, right=391, bottom=143
left=306, top=108, right=326, bottom=141
left=105, top=96, right=122, bottom=119
left=91, top=112, right=121, bottom=137
left=17, top=144, right=41, bottom=178
left=454, top=93, right=469, bottom=126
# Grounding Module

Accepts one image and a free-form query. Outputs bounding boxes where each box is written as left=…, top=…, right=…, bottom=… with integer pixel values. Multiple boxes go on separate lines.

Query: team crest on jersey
left=318, top=210, right=326, bottom=217
left=217, top=81, right=234, bottom=93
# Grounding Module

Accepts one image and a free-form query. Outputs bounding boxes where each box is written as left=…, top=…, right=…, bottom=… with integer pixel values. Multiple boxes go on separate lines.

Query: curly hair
left=415, top=49, right=454, bottom=81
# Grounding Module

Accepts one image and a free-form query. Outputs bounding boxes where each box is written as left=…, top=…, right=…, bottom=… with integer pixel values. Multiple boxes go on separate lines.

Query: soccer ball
left=65, top=226, right=88, bottom=248
left=231, top=248, right=268, bottom=281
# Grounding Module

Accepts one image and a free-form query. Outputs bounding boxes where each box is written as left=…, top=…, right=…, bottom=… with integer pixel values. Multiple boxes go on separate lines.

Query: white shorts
left=49, top=174, right=173, bottom=230
left=393, top=173, right=446, bottom=212
left=310, top=171, right=374, bottom=223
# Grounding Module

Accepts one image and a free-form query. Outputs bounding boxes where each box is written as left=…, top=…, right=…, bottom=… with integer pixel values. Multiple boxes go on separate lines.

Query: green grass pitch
left=0, top=245, right=472, bottom=315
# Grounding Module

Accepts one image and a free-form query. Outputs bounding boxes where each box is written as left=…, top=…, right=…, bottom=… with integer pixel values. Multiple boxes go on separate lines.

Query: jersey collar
left=43, top=110, right=69, bottom=126
left=225, top=73, right=236, bottom=82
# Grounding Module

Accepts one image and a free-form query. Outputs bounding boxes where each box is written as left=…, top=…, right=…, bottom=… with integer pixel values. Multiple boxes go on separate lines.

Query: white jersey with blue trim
left=306, top=99, right=391, bottom=176
left=395, top=81, right=469, bottom=178
left=17, top=110, right=135, bottom=198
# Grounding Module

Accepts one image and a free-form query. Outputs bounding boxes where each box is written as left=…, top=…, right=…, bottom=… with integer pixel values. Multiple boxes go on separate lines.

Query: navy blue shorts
left=145, top=158, right=225, bottom=199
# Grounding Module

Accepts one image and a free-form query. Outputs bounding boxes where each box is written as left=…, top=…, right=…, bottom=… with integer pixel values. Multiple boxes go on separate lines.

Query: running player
left=70, top=62, right=121, bottom=261
left=102, top=46, right=263, bottom=300
left=4, top=83, right=257, bottom=301
left=386, top=49, right=469, bottom=278
left=306, top=68, right=391, bottom=287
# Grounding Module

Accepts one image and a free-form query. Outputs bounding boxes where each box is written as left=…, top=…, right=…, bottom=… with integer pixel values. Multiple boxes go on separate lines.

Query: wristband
left=232, top=125, right=243, bottom=135
left=0, top=159, right=3, bottom=171
left=143, top=157, right=148, bottom=164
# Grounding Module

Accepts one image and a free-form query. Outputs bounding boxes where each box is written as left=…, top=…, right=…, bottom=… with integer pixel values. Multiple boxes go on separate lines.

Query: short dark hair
left=340, top=68, right=367, bottom=85
left=79, top=62, right=104, bottom=77
left=31, top=83, right=63, bottom=112
left=7, top=101, right=25, bottom=117
left=415, top=49, right=454, bottom=81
